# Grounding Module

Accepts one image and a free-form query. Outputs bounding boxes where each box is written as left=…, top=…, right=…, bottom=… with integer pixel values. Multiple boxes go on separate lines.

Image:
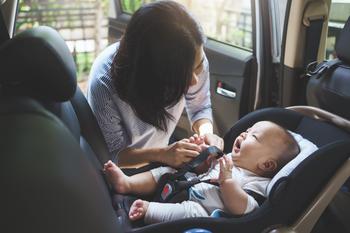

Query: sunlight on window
left=16, top=0, right=109, bottom=94
left=120, top=0, right=252, bottom=50
left=177, top=0, right=252, bottom=50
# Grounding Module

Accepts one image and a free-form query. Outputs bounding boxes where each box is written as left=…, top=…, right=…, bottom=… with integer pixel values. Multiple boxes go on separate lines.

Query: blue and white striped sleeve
left=185, top=55, right=213, bottom=126
left=87, top=77, right=127, bottom=158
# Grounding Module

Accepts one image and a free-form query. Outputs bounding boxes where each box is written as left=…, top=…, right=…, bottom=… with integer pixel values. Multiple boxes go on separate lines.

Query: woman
left=88, top=1, right=222, bottom=168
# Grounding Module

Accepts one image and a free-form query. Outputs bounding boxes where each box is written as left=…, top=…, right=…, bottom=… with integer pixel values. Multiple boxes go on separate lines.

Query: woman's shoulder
left=90, top=42, right=120, bottom=81
left=89, top=42, right=120, bottom=91
left=97, top=42, right=120, bottom=63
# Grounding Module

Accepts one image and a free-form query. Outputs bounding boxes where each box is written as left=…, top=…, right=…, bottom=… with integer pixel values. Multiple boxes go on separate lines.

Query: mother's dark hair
left=111, top=0, right=205, bottom=131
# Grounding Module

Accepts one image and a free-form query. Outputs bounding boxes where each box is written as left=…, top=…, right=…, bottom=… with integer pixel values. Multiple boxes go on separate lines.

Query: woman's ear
left=258, top=159, right=277, bottom=173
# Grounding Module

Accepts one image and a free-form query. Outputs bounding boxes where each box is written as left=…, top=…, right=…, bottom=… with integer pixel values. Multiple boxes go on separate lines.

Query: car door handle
left=216, top=86, right=236, bottom=99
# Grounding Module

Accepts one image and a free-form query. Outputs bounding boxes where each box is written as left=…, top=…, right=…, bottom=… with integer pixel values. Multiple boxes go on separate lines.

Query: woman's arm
left=185, top=55, right=212, bottom=132
left=192, top=119, right=224, bottom=151
left=118, top=139, right=202, bottom=168
left=186, top=55, right=224, bottom=150
left=192, top=119, right=213, bottom=135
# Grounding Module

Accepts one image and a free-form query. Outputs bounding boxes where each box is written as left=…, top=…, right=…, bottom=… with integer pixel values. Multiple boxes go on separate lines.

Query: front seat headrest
left=0, top=26, right=77, bottom=102
left=335, top=16, right=350, bottom=64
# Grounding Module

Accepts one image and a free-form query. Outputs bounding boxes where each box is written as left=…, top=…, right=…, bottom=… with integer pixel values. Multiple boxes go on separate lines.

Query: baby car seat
left=113, top=107, right=350, bottom=233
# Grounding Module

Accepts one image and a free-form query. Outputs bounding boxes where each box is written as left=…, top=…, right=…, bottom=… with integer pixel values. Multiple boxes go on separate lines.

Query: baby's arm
left=218, top=155, right=250, bottom=215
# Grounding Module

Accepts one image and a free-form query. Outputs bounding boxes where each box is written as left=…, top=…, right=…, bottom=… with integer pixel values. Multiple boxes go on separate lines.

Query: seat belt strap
left=0, top=8, right=10, bottom=44
left=304, top=19, right=324, bottom=68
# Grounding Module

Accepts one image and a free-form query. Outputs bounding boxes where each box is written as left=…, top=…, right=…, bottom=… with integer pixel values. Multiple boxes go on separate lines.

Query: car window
left=15, top=0, right=110, bottom=93
left=325, top=0, right=350, bottom=59
left=120, top=0, right=253, bottom=51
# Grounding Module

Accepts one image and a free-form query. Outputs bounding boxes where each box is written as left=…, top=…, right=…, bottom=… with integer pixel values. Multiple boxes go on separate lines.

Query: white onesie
left=145, top=156, right=271, bottom=224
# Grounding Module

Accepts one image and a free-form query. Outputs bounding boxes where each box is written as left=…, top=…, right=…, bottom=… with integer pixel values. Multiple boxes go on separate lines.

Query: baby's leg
left=104, top=160, right=157, bottom=195
left=134, top=200, right=209, bottom=224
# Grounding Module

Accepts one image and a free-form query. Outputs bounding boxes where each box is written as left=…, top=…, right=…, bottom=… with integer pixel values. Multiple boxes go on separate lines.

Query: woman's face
left=190, top=45, right=205, bottom=86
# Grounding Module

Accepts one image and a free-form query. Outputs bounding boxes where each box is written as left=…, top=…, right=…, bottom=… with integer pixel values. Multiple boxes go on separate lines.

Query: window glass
left=16, top=0, right=109, bottom=93
left=325, top=0, right=350, bottom=59
left=120, top=0, right=253, bottom=50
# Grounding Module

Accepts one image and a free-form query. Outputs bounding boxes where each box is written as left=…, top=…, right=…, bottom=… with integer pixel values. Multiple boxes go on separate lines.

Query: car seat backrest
left=0, top=26, right=111, bottom=167
left=0, top=97, right=122, bottom=233
left=307, top=16, right=350, bottom=120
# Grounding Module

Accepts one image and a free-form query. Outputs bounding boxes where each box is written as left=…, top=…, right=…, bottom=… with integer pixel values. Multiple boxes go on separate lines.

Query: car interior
left=1, top=0, right=350, bottom=233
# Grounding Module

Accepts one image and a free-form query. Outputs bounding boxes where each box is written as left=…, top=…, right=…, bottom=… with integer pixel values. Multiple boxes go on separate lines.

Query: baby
left=104, top=121, right=300, bottom=224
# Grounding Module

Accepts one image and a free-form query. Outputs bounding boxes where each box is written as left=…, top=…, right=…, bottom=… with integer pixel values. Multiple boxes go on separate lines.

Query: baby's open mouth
left=233, top=138, right=241, bottom=153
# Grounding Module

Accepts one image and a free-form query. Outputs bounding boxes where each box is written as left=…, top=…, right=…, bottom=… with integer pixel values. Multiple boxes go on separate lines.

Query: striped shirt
left=87, top=42, right=212, bottom=161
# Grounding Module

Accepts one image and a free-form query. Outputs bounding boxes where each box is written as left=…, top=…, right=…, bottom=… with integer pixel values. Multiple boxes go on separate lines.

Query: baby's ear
left=258, top=159, right=277, bottom=173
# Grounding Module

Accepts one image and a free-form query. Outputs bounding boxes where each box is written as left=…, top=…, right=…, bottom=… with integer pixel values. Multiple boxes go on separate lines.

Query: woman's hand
left=203, top=133, right=224, bottom=151
left=189, top=134, right=209, bottom=151
left=161, top=139, right=202, bottom=168
left=189, top=134, right=204, bottom=145
left=218, top=154, right=234, bottom=184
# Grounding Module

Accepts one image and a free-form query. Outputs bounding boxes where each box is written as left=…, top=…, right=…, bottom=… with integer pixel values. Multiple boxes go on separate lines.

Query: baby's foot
left=129, top=199, right=149, bottom=221
left=103, top=160, right=130, bottom=194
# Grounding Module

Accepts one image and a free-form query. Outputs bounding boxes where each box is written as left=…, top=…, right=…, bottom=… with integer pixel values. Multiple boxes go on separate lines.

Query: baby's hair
left=274, top=125, right=300, bottom=173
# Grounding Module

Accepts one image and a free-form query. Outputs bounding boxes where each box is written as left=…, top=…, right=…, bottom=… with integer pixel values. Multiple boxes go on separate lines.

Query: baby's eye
left=252, top=134, right=258, bottom=141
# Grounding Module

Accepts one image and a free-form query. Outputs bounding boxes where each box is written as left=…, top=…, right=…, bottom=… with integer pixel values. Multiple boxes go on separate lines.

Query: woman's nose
left=190, top=72, right=199, bottom=86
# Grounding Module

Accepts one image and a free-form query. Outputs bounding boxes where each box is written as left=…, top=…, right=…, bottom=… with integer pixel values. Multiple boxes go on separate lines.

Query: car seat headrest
left=0, top=26, right=77, bottom=102
left=335, top=16, right=350, bottom=64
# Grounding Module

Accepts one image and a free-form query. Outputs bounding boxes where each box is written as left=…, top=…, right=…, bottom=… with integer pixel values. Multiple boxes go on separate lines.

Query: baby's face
left=231, top=121, right=284, bottom=170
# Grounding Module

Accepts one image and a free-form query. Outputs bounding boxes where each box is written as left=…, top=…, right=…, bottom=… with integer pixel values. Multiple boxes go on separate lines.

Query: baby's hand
left=218, top=154, right=234, bottom=184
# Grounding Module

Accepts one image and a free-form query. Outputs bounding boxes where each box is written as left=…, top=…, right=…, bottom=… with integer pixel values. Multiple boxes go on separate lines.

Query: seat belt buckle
left=305, top=60, right=327, bottom=78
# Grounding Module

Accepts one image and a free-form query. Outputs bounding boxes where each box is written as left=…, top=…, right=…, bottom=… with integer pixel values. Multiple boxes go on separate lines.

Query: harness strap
left=176, top=146, right=224, bottom=177
left=154, top=146, right=223, bottom=203
left=244, top=189, right=266, bottom=206
left=178, top=180, right=266, bottom=206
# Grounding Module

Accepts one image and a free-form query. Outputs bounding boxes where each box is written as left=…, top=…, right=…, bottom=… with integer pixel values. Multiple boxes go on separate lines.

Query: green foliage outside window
left=16, top=0, right=109, bottom=84
left=120, top=0, right=156, bottom=14
left=120, top=0, right=143, bottom=14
